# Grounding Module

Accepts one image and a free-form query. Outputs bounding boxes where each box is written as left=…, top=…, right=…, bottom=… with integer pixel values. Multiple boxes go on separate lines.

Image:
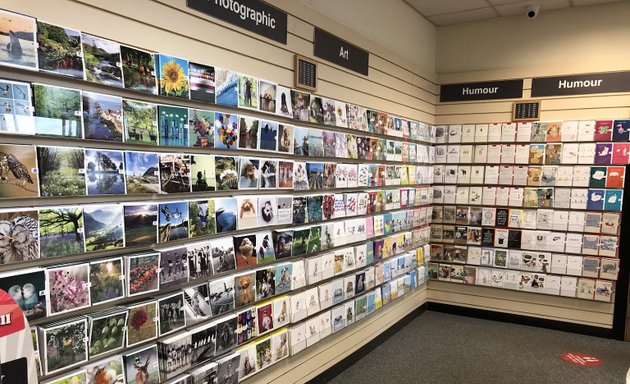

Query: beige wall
left=435, top=2, right=630, bottom=125
left=3, top=0, right=436, bottom=124
left=433, top=2, right=630, bottom=328
left=297, top=0, right=436, bottom=77
left=437, top=2, right=630, bottom=78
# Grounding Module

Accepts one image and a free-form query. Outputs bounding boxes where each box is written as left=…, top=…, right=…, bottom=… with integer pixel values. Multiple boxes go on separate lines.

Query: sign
left=560, top=352, right=602, bottom=367
left=314, top=28, right=369, bottom=76
left=512, top=100, right=541, bottom=122
left=440, top=79, right=523, bottom=102
left=294, top=55, right=318, bottom=91
left=532, top=71, right=630, bottom=97
left=187, top=0, right=288, bottom=44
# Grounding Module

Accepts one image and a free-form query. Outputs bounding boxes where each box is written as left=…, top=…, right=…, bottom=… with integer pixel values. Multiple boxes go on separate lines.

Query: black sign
left=314, top=28, right=369, bottom=76
left=531, top=71, right=630, bottom=96
left=440, top=79, right=523, bottom=102
left=512, top=101, right=541, bottom=122
left=187, top=0, right=287, bottom=44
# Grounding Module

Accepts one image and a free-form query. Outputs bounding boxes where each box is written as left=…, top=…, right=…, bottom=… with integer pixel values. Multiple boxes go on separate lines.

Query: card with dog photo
left=237, top=196, right=258, bottom=230
left=238, top=74, right=258, bottom=110
left=256, top=231, right=276, bottom=264
left=278, top=160, right=294, bottom=189
left=258, top=79, right=276, bottom=113
left=234, top=272, right=256, bottom=308
left=238, top=116, right=259, bottom=150
left=238, top=157, right=260, bottom=190
left=258, top=196, right=277, bottom=226
left=278, top=124, right=294, bottom=154
left=234, top=234, right=257, bottom=269
left=260, top=159, right=277, bottom=189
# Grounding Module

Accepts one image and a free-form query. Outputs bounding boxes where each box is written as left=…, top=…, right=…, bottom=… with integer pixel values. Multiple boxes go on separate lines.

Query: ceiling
left=403, top=0, right=625, bottom=26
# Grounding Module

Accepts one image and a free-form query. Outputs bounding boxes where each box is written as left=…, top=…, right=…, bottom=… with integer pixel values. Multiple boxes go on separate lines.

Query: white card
left=561, top=120, right=578, bottom=142
left=501, top=123, right=517, bottom=142
left=577, top=120, right=595, bottom=142
left=487, top=123, right=502, bottom=142
left=484, top=166, right=499, bottom=184
left=516, top=123, right=533, bottom=142
left=475, top=124, right=489, bottom=143
left=514, top=145, right=530, bottom=164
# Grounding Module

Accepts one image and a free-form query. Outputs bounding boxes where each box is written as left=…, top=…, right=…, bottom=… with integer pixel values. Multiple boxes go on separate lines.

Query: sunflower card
left=157, top=54, right=190, bottom=98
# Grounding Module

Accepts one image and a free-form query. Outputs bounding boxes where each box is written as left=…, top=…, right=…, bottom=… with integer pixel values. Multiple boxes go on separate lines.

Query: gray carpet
left=327, top=311, right=630, bottom=384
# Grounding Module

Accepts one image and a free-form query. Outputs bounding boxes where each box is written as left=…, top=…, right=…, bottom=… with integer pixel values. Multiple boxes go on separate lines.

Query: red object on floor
left=560, top=352, right=603, bottom=367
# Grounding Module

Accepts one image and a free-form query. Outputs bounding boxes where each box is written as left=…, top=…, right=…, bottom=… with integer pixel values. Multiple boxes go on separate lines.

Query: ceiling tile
left=429, top=7, right=499, bottom=25
left=487, top=0, right=526, bottom=5
left=572, top=0, right=623, bottom=5
left=494, top=0, right=571, bottom=16
left=406, top=0, right=490, bottom=16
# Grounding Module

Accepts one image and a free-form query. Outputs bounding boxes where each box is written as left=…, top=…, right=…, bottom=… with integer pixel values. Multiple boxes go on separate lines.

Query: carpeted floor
left=326, top=311, right=630, bottom=384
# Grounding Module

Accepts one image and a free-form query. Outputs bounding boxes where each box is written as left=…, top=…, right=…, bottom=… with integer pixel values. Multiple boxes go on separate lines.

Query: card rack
left=0, top=8, right=435, bottom=384
left=429, top=121, right=629, bottom=303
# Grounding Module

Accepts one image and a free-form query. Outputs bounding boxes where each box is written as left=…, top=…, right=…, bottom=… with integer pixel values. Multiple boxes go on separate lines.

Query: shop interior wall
left=433, top=1, right=630, bottom=329
left=0, top=0, right=437, bottom=382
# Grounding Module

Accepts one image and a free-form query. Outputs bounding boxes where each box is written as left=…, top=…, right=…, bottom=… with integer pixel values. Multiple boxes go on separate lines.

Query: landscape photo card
left=89, top=257, right=124, bottom=305
left=37, top=146, right=85, bottom=197
left=36, top=21, right=83, bottom=78
left=125, top=151, right=160, bottom=193
left=120, top=45, right=158, bottom=94
left=83, top=204, right=124, bottom=251
left=33, top=83, right=83, bottom=137
left=82, top=91, right=123, bottom=141
left=85, top=149, right=126, bottom=195
left=123, top=99, right=159, bottom=145
left=39, top=206, right=84, bottom=258
left=82, top=33, right=122, bottom=87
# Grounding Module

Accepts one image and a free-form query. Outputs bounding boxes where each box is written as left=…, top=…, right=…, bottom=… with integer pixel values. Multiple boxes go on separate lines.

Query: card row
left=6, top=222, right=428, bottom=319
left=436, top=120, right=630, bottom=144
left=435, top=142, right=630, bottom=165
left=432, top=206, right=621, bottom=235
left=0, top=144, right=433, bottom=198
left=428, top=245, right=619, bottom=281
left=434, top=164, right=625, bottom=188
left=428, top=263, right=614, bottom=302
left=430, top=225, right=618, bottom=257
left=0, top=193, right=431, bottom=264
left=432, top=186, right=624, bottom=211
left=35, top=246, right=422, bottom=379
left=0, top=10, right=432, bottom=141
left=4, top=81, right=432, bottom=166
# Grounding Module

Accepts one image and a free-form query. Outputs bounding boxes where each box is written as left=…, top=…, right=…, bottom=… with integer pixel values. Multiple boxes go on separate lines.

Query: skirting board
left=242, top=286, right=428, bottom=384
